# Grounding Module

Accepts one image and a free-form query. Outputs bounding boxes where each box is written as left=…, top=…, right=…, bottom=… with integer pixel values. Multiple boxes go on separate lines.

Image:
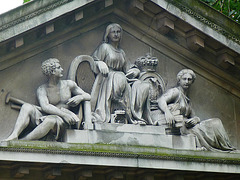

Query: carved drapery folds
left=158, top=69, right=235, bottom=152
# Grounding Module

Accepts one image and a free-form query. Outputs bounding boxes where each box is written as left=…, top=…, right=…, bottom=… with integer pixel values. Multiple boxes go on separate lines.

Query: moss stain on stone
left=1, top=141, right=240, bottom=164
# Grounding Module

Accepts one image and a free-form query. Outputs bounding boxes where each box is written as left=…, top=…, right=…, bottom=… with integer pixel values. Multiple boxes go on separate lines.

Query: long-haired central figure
left=91, top=23, right=153, bottom=124
left=91, top=23, right=132, bottom=123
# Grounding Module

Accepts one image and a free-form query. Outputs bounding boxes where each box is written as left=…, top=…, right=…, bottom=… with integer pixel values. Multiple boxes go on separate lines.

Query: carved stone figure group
left=4, top=23, right=236, bottom=152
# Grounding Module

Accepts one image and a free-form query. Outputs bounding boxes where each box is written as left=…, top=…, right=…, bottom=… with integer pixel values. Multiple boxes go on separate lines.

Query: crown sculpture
left=135, top=53, right=158, bottom=72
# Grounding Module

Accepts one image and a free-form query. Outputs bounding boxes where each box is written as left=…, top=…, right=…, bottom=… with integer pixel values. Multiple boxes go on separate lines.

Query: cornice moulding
left=0, top=141, right=240, bottom=174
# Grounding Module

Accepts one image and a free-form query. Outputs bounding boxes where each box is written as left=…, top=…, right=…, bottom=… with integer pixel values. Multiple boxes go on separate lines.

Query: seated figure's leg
left=131, top=80, right=152, bottom=124
left=93, top=72, right=130, bottom=123
left=190, top=118, right=235, bottom=151
left=4, top=103, right=36, bottom=141
left=112, top=72, right=132, bottom=123
left=22, top=115, right=63, bottom=141
left=112, top=72, right=127, bottom=101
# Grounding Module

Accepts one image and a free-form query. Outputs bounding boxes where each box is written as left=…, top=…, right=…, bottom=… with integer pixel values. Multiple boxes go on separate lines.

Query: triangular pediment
left=1, top=0, right=240, bottom=178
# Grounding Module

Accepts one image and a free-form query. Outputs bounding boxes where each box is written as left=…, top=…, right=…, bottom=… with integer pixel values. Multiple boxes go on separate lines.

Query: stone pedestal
left=64, top=123, right=196, bottom=150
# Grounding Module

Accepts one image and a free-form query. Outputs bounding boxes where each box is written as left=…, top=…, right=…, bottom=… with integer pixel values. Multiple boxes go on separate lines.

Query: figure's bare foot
left=230, top=149, right=240, bottom=153
left=3, top=135, right=18, bottom=141
left=138, top=121, right=146, bottom=126
left=196, top=147, right=207, bottom=151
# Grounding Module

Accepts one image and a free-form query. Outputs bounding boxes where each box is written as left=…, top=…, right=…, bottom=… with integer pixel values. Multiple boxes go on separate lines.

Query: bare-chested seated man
left=5, top=58, right=91, bottom=141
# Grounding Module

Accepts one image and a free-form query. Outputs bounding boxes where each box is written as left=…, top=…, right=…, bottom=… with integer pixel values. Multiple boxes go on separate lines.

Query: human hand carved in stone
left=97, top=61, right=109, bottom=76
left=126, top=68, right=140, bottom=79
left=185, top=116, right=200, bottom=128
left=165, top=110, right=175, bottom=127
left=66, top=95, right=84, bottom=107
left=62, top=113, right=78, bottom=126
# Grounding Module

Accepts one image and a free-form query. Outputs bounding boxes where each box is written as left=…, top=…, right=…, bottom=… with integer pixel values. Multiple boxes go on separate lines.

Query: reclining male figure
left=5, top=58, right=91, bottom=141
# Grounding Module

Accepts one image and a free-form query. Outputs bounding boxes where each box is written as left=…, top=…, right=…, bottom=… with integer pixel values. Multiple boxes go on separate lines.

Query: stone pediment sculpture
left=67, top=23, right=165, bottom=126
left=2, top=0, right=240, bottom=178
left=3, top=23, right=237, bottom=153
left=65, top=23, right=236, bottom=152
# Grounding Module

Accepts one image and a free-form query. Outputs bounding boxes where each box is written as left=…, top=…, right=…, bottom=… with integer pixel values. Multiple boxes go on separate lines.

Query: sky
left=0, top=0, right=23, bottom=14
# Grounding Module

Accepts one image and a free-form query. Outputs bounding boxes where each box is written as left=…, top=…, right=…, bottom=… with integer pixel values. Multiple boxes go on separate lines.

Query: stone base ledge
left=67, top=123, right=196, bottom=150
left=64, top=129, right=196, bottom=150
left=94, top=123, right=166, bottom=134
left=0, top=141, right=240, bottom=174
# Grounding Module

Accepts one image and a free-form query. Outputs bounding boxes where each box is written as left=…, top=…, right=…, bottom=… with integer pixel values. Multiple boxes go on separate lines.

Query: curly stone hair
left=177, top=69, right=196, bottom=83
left=41, top=58, right=59, bottom=76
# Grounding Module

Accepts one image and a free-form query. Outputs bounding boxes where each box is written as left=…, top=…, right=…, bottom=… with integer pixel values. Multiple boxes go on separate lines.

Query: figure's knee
left=212, top=118, right=222, bottom=125
left=115, top=72, right=127, bottom=84
left=206, top=118, right=221, bottom=123
left=43, top=115, right=59, bottom=127
left=21, top=103, right=35, bottom=114
left=134, top=81, right=150, bottom=92
left=113, top=72, right=127, bottom=92
left=204, top=118, right=223, bottom=127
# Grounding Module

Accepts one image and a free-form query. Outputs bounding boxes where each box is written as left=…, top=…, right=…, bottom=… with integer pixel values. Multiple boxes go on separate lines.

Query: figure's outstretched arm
left=95, top=61, right=109, bottom=76
left=126, top=67, right=140, bottom=79
left=66, top=80, right=91, bottom=107
left=92, top=43, right=109, bottom=76
left=67, top=80, right=92, bottom=129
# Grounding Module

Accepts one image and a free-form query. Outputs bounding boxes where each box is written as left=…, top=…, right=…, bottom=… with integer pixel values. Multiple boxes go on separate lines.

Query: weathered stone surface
left=3, top=58, right=92, bottom=142
left=94, top=123, right=165, bottom=134
left=64, top=126, right=196, bottom=150
left=0, top=141, right=240, bottom=174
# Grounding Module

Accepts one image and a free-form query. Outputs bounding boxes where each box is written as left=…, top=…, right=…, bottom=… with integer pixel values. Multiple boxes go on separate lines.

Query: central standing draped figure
left=91, top=23, right=132, bottom=123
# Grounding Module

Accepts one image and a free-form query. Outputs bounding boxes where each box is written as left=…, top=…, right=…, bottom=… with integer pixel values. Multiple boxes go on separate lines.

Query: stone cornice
left=0, top=0, right=95, bottom=42
left=0, top=0, right=70, bottom=32
left=171, top=0, right=240, bottom=45
left=1, top=146, right=240, bottom=165
left=151, top=0, right=240, bottom=54
left=1, top=141, right=240, bottom=166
